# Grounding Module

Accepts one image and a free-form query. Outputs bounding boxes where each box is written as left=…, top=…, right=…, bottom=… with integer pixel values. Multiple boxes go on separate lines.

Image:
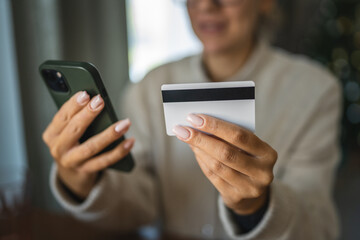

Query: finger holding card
left=172, top=115, right=277, bottom=215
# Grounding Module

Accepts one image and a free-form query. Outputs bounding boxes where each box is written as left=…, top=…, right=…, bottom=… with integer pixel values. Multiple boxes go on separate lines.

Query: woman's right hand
left=42, top=91, right=134, bottom=200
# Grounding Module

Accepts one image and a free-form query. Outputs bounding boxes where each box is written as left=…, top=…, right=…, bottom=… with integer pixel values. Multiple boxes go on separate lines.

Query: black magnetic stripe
left=162, top=87, right=254, bottom=103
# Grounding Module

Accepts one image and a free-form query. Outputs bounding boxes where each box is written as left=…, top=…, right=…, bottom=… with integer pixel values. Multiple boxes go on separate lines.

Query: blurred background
left=0, top=0, right=359, bottom=239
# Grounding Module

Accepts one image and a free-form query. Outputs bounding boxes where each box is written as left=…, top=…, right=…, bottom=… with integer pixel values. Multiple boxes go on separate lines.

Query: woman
left=43, top=0, right=341, bottom=239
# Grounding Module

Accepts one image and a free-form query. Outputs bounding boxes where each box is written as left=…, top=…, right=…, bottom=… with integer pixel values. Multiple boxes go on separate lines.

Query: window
left=127, top=0, right=202, bottom=82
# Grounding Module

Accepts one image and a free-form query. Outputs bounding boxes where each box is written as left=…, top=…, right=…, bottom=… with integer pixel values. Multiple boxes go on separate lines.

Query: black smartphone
left=39, top=60, right=134, bottom=172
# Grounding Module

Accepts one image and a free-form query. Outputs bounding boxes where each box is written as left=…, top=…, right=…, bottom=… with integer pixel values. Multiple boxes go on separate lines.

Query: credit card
left=161, top=81, right=255, bottom=136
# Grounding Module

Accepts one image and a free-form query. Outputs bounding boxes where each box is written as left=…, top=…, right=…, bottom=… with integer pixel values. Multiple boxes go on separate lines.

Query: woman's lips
left=198, top=22, right=226, bottom=34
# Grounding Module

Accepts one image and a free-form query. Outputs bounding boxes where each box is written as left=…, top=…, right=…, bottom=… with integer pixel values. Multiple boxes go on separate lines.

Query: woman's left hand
left=173, top=114, right=277, bottom=215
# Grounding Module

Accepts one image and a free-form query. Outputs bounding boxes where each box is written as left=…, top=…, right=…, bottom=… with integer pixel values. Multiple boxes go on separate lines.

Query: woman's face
left=187, top=0, right=272, bottom=55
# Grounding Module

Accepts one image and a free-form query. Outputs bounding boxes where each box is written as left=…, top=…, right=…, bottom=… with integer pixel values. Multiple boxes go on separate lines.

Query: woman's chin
left=202, top=43, right=234, bottom=56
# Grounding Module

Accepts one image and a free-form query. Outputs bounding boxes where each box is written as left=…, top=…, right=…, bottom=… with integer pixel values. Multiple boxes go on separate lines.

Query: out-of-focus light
left=333, top=58, right=349, bottom=77
left=332, top=47, right=349, bottom=61
left=347, top=103, right=360, bottom=124
left=355, top=4, right=360, bottom=21
left=326, top=19, right=342, bottom=38
left=342, top=65, right=351, bottom=79
left=320, top=0, right=337, bottom=18
left=354, top=32, right=360, bottom=49
left=345, top=81, right=360, bottom=102
left=350, top=50, right=360, bottom=71
left=337, top=17, right=354, bottom=36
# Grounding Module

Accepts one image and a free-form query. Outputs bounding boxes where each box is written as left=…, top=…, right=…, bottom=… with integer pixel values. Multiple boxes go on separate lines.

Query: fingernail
left=172, top=125, right=190, bottom=140
left=77, top=91, right=89, bottom=105
left=187, top=113, right=204, bottom=127
left=124, top=139, right=134, bottom=149
left=90, top=95, right=103, bottom=110
left=115, top=119, right=130, bottom=133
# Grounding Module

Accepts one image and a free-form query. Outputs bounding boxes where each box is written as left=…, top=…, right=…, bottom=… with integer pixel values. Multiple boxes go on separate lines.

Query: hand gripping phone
left=39, top=60, right=134, bottom=172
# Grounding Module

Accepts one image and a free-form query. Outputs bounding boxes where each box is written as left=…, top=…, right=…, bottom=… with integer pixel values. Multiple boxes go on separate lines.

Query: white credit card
left=161, top=81, right=255, bottom=136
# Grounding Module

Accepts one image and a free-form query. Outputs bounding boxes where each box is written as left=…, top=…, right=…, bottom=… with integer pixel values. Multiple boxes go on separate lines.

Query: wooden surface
left=0, top=209, right=142, bottom=240
left=0, top=209, right=202, bottom=240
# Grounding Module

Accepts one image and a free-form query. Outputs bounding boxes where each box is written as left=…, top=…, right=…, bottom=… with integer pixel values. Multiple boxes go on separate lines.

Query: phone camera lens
left=56, top=72, right=62, bottom=78
left=41, top=69, right=69, bottom=92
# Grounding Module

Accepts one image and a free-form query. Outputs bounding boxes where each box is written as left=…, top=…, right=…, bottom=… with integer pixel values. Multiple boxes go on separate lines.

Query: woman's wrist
left=228, top=187, right=269, bottom=216
left=228, top=189, right=270, bottom=233
left=57, top=166, right=99, bottom=200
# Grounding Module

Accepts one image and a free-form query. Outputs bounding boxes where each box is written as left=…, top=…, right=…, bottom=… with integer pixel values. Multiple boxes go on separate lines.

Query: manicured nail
left=90, top=95, right=103, bottom=110
left=124, top=139, right=134, bottom=149
left=115, top=119, right=130, bottom=133
left=187, top=113, right=204, bottom=127
left=172, top=125, right=190, bottom=140
left=77, top=91, right=89, bottom=105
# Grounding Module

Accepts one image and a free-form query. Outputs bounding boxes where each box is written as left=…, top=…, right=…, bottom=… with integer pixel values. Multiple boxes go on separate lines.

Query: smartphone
left=39, top=60, right=134, bottom=172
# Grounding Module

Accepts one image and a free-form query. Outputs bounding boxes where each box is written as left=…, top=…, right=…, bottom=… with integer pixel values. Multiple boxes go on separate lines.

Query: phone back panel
left=40, top=60, right=134, bottom=172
